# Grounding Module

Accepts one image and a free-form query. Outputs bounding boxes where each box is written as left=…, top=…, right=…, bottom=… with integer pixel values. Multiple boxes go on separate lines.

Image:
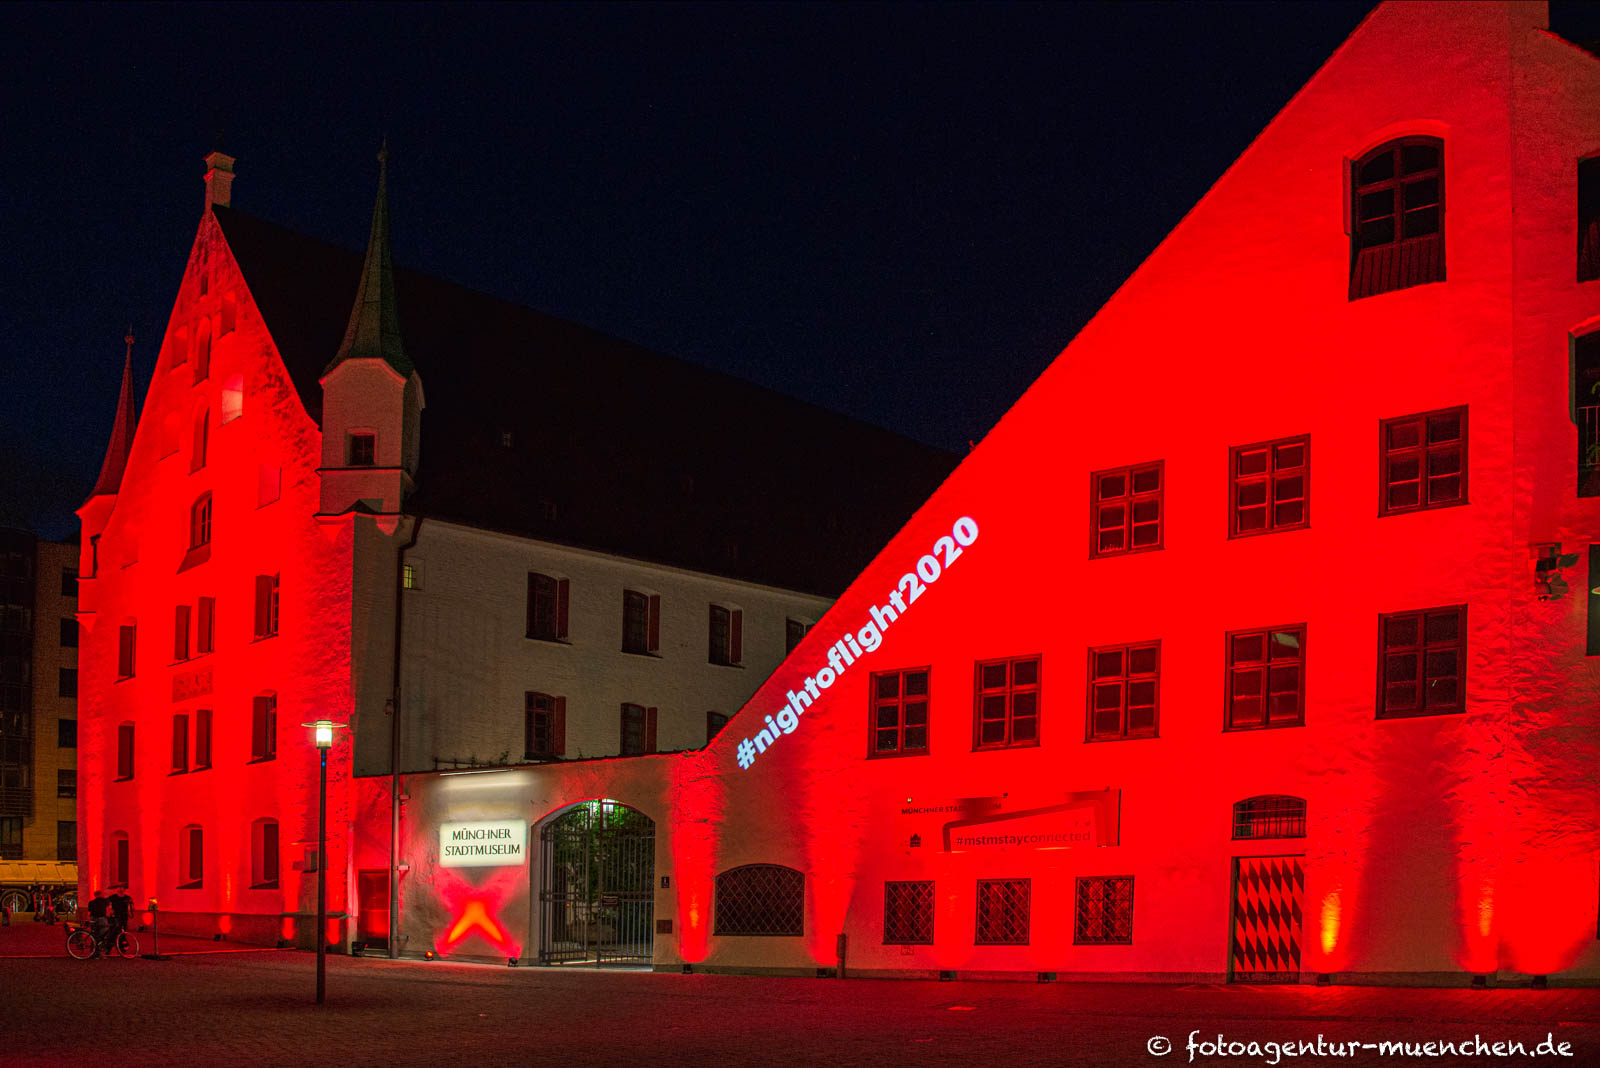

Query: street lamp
left=303, top=718, right=345, bottom=1004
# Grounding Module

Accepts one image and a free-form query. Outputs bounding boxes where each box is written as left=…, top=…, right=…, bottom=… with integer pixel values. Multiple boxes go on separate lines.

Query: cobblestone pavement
left=2, top=926, right=1596, bottom=1067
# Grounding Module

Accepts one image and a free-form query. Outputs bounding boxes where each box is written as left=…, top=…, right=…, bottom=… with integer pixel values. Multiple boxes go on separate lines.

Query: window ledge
left=1222, top=722, right=1306, bottom=733
left=176, top=882, right=202, bottom=891
left=867, top=750, right=930, bottom=759
left=1377, top=498, right=1469, bottom=519
left=1088, top=545, right=1164, bottom=561
left=972, top=740, right=1043, bottom=752
left=177, top=544, right=211, bottom=573
left=1083, top=734, right=1160, bottom=744
left=169, top=769, right=188, bottom=777
left=113, top=776, right=132, bottom=783
left=620, top=649, right=661, bottom=659
left=247, top=756, right=277, bottom=765
left=250, top=633, right=279, bottom=644
left=525, top=635, right=571, bottom=646
left=248, top=882, right=280, bottom=891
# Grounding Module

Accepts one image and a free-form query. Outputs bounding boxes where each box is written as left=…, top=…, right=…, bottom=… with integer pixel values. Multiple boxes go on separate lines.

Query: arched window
left=109, top=831, right=130, bottom=888
left=179, top=825, right=203, bottom=888
left=1231, top=796, right=1307, bottom=840
left=251, top=818, right=280, bottom=889
left=190, top=407, right=208, bottom=472
left=714, top=864, right=804, bottom=936
left=1350, top=137, right=1443, bottom=300
left=220, top=374, right=244, bottom=423
left=189, top=492, right=212, bottom=550
left=193, top=322, right=212, bottom=384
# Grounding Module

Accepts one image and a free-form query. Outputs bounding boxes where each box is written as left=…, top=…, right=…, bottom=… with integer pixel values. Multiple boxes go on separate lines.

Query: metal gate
left=1229, top=855, right=1304, bottom=983
left=539, top=800, right=655, bottom=965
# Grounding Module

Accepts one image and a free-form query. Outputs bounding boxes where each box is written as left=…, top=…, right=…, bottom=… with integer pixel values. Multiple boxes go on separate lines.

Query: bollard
left=142, top=898, right=171, bottom=960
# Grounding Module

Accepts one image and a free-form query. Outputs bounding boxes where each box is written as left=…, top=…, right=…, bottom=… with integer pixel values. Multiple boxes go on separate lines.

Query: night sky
left=13, top=1, right=1589, bottom=541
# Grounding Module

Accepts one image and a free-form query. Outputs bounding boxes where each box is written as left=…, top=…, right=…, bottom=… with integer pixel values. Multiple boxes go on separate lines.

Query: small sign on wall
left=439, top=819, right=528, bottom=868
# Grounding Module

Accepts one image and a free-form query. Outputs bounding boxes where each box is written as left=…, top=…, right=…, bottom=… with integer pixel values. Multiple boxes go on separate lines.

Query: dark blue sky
left=12, top=0, right=1558, bottom=541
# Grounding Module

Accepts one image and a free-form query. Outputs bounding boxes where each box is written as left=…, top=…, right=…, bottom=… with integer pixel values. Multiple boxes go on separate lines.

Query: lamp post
left=304, top=718, right=344, bottom=1004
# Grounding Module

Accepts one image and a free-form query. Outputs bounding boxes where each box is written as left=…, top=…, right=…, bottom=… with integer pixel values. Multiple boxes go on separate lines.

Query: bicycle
left=65, top=921, right=140, bottom=960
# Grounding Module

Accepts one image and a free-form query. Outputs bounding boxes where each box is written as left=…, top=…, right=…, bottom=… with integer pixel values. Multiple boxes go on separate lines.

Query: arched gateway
left=538, top=800, right=655, bottom=965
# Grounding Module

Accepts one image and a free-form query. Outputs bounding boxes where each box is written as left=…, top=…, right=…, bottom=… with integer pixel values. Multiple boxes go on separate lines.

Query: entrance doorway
left=357, top=869, right=390, bottom=949
left=1228, top=855, right=1304, bottom=983
left=538, top=800, right=655, bottom=966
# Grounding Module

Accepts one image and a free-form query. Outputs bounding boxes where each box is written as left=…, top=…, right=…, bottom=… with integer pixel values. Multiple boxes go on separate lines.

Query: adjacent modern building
left=79, top=0, right=1600, bottom=985
left=0, top=529, right=79, bottom=910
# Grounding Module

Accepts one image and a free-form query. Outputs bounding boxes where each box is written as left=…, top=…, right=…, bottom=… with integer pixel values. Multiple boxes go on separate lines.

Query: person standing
left=86, top=891, right=111, bottom=957
left=108, top=889, right=132, bottom=949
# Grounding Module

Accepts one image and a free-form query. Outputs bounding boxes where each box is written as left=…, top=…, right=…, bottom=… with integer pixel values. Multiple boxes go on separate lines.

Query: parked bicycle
left=65, top=921, right=139, bottom=960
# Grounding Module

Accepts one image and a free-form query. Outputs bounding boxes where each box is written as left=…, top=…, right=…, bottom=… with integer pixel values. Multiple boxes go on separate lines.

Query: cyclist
left=85, top=891, right=111, bottom=957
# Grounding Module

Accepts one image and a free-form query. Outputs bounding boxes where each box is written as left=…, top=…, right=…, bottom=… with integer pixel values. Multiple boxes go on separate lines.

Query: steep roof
left=86, top=342, right=137, bottom=500
left=212, top=206, right=958, bottom=595
left=325, top=146, right=412, bottom=379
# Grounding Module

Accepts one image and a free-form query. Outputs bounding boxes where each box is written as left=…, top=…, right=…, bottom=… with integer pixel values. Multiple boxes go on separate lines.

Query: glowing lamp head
left=303, top=719, right=345, bottom=749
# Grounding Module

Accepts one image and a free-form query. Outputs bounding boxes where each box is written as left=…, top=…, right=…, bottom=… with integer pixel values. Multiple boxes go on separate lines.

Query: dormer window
left=1350, top=137, right=1444, bottom=300
left=348, top=432, right=376, bottom=467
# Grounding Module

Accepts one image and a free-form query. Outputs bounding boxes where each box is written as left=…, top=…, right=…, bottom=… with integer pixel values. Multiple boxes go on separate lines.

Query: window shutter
left=525, top=573, right=537, bottom=638
left=645, top=706, right=658, bottom=754
left=252, top=698, right=267, bottom=760
left=197, top=597, right=214, bottom=654
left=174, top=605, right=191, bottom=661
left=554, top=696, right=566, bottom=756
left=557, top=579, right=570, bottom=639
left=648, top=595, right=660, bottom=652
left=524, top=697, right=535, bottom=759
left=254, top=575, right=272, bottom=637
left=730, top=610, right=742, bottom=665
left=196, top=709, right=211, bottom=768
left=118, top=625, right=134, bottom=676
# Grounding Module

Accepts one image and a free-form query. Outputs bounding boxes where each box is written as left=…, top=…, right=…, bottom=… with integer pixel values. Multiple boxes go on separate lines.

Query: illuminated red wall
left=77, top=209, right=360, bottom=945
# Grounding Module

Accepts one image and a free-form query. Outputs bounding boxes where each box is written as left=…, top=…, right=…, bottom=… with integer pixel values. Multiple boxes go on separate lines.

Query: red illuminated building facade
left=82, top=1, right=1600, bottom=984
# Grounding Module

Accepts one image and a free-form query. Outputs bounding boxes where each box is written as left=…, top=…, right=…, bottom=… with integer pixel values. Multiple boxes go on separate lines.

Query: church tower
left=317, top=144, right=424, bottom=529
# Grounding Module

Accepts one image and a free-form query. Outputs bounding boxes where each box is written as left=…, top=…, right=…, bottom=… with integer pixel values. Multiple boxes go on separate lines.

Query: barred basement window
left=714, top=864, right=804, bottom=936
left=1350, top=137, right=1444, bottom=300
left=1232, top=796, right=1307, bottom=840
left=883, top=880, right=934, bottom=945
left=1090, top=461, right=1163, bottom=557
left=1378, top=605, right=1465, bottom=718
left=975, top=878, right=1030, bottom=945
left=1229, top=435, right=1308, bottom=536
left=1379, top=407, right=1466, bottom=515
left=1074, top=875, right=1134, bottom=945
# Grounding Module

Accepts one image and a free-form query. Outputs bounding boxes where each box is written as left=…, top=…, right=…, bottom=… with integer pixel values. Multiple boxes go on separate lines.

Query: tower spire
left=325, top=141, right=412, bottom=378
left=88, top=328, right=138, bottom=499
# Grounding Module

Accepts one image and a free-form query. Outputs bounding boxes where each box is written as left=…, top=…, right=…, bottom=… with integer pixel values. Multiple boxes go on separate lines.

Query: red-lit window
left=709, top=604, right=742, bottom=666
left=171, top=714, right=188, bottom=773
left=870, top=667, right=930, bottom=757
left=1380, top=407, right=1467, bottom=515
left=116, top=722, right=134, bottom=780
left=251, top=693, right=277, bottom=762
left=117, top=623, right=136, bottom=679
left=1232, top=796, right=1307, bottom=840
left=1087, top=642, right=1159, bottom=741
left=884, top=880, right=934, bottom=945
left=525, top=692, right=565, bottom=759
left=1224, top=626, right=1306, bottom=731
left=196, top=596, right=215, bottom=655
left=973, top=656, right=1040, bottom=750
left=347, top=431, right=376, bottom=467
left=975, top=878, right=1030, bottom=945
left=190, top=492, right=212, bottom=549
left=252, top=819, right=279, bottom=889
left=1074, top=875, right=1134, bottom=945
left=173, top=604, right=191, bottom=661
left=1090, top=462, right=1162, bottom=557
left=1230, top=436, right=1308, bottom=536
left=193, top=709, right=211, bottom=771
left=621, top=703, right=657, bottom=756
left=193, top=322, right=211, bottom=383
left=254, top=574, right=279, bottom=639
left=1350, top=137, right=1444, bottom=300
left=526, top=572, right=569, bottom=641
left=190, top=408, right=208, bottom=473
left=179, top=825, right=203, bottom=888
left=110, top=832, right=129, bottom=888
left=1576, top=333, right=1600, bottom=497
left=1579, top=156, right=1599, bottom=283
left=706, top=710, right=729, bottom=743
left=1378, top=605, right=1466, bottom=718
left=622, top=590, right=659, bottom=655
